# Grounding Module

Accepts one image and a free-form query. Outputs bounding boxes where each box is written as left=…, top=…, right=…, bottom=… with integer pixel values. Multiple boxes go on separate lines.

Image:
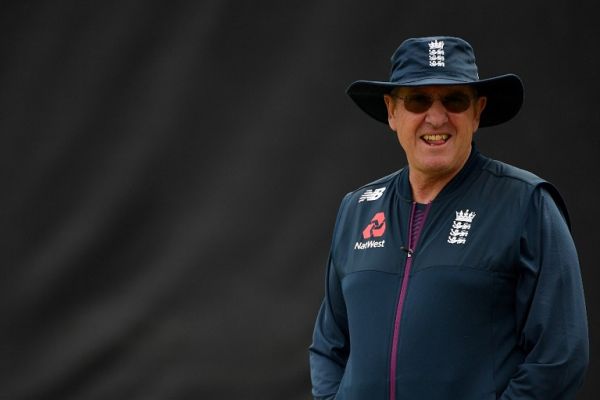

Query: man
left=309, top=36, right=588, bottom=400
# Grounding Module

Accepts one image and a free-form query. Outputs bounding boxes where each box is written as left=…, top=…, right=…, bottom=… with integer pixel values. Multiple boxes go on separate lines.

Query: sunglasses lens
left=404, top=94, right=433, bottom=113
left=442, top=93, right=472, bottom=113
left=401, top=92, right=473, bottom=113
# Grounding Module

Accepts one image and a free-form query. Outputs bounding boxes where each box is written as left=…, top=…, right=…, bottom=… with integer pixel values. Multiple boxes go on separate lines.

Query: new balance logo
left=358, top=187, right=386, bottom=202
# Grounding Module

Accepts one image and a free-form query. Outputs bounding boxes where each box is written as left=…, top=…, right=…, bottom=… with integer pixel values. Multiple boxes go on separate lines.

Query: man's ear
left=472, top=96, right=487, bottom=133
left=383, top=94, right=397, bottom=131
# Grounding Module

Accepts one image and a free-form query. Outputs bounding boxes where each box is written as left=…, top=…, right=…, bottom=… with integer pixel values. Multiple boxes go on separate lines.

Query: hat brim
left=346, top=74, right=523, bottom=128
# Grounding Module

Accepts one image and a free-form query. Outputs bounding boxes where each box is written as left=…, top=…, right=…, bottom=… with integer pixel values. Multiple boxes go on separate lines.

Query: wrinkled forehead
left=392, top=84, right=478, bottom=96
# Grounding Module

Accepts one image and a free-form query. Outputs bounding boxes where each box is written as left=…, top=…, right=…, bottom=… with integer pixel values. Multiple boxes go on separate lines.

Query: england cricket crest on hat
left=447, top=209, right=476, bottom=245
left=428, top=40, right=445, bottom=67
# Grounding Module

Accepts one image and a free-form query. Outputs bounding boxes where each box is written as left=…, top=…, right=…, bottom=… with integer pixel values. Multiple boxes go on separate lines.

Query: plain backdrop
left=0, top=1, right=598, bottom=399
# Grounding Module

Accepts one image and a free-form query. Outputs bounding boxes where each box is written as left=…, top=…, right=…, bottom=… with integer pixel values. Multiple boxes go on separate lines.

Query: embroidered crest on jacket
left=448, top=209, right=476, bottom=244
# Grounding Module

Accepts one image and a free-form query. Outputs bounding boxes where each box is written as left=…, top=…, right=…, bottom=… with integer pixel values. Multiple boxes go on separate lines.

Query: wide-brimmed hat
left=346, top=36, right=523, bottom=128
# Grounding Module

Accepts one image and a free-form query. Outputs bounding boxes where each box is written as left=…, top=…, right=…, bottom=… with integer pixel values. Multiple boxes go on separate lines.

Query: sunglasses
left=394, top=92, right=474, bottom=114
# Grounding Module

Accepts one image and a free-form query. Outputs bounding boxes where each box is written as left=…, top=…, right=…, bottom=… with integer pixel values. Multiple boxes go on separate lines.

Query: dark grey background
left=0, top=1, right=597, bottom=399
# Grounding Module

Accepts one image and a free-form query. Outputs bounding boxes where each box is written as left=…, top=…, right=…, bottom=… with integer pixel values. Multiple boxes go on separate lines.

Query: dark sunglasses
left=394, top=92, right=474, bottom=114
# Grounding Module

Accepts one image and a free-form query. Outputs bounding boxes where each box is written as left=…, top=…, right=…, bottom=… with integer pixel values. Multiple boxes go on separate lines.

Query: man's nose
left=424, top=99, right=449, bottom=127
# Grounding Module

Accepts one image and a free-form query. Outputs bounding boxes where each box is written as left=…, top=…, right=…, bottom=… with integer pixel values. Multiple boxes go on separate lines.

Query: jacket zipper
left=389, top=201, right=431, bottom=400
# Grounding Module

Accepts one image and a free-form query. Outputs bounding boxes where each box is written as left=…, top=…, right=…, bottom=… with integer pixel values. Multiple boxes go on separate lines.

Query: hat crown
left=345, top=35, right=523, bottom=128
left=390, top=36, right=479, bottom=84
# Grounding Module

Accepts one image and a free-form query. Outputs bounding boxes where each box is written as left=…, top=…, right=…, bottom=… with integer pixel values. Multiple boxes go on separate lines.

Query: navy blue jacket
left=309, top=147, right=588, bottom=400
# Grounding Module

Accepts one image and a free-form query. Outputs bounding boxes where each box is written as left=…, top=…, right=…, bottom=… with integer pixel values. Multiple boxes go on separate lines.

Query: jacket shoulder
left=343, top=169, right=404, bottom=204
left=482, top=158, right=546, bottom=186
left=482, top=158, right=571, bottom=228
left=331, top=170, right=402, bottom=242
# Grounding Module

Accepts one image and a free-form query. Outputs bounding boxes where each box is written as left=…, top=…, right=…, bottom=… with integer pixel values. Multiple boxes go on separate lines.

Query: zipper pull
left=400, top=246, right=413, bottom=257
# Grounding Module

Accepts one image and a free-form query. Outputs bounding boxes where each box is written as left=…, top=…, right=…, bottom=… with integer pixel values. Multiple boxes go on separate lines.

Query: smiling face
left=384, top=85, right=487, bottom=184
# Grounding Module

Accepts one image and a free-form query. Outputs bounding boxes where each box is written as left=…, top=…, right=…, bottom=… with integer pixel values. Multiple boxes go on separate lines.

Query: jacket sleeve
left=309, top=196, right=351, bottom=400
left=500, top=186, right=589, bottom=399
left=309, top=257, right=349, bottom=400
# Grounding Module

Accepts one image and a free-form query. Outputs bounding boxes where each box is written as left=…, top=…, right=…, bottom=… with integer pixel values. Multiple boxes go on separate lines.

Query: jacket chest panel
left=337, top=203, right=521, bottom=278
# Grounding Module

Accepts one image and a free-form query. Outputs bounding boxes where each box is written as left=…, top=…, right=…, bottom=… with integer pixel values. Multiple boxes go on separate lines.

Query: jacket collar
left=396, top=143, right=486, bottom=203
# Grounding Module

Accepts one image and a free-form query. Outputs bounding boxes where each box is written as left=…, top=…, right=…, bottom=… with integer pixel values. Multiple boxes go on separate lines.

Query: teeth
left=423, top=134, right=449, bottom=141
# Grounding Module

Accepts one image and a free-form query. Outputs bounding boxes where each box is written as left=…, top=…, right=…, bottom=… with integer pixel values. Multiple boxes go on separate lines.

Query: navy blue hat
left=346, top=36, right=523, bottom=128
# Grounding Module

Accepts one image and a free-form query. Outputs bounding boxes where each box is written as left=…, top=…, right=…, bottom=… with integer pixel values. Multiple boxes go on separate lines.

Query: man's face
left=384, top=85, right=487, bottom=182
